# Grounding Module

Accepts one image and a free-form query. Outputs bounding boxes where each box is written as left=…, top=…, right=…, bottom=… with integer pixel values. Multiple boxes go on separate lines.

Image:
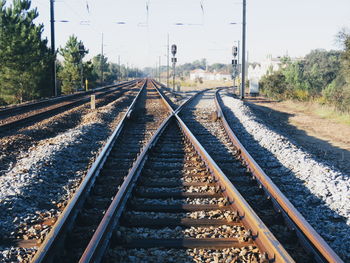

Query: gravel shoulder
left=244, top=97, right=350, bottom=175
left=0, top=89, right=139, bottom=262
left=220, top=90, right=350, bottom=261
left=0, top=87, right=136, bottom=174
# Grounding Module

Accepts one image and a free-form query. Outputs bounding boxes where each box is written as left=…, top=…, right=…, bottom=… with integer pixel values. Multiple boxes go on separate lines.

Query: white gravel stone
left=0, top=95, right=134, bottom=261
left=220, top=91, right=350, bottom=261
left=109, top=247, right=261, bottom=263
left=118, top=225, right=247, bottom=239
left=125, top=210, right=236, bottom=220
left=131, top=197, right=228, bottom=206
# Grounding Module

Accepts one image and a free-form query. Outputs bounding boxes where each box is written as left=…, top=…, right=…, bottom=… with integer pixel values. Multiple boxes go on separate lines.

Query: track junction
left=0, top=79, right=344, bottom=263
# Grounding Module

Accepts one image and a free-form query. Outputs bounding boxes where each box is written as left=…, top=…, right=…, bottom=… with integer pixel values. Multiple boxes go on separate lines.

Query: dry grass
left=279, top=100, right=350, bottom=126
left=164, top=79, right=232, bottom=92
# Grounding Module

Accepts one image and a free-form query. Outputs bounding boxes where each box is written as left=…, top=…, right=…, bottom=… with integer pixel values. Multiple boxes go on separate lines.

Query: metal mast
left=241, top=0, right=246, bottom=99
left=50, top=0, right=57, bottom=96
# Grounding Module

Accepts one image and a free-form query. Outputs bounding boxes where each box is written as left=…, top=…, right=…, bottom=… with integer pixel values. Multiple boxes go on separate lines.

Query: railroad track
left=0, top=80, right=139, bottom=132
left=29, top=79, right=172, bottom=262
left=80, top=118, right=293, bottom=263
left=72, top=91, right=294, bottom=262
left=178, top=88, right=343, bottom=262
left=30, top=81, right=343, bottom=263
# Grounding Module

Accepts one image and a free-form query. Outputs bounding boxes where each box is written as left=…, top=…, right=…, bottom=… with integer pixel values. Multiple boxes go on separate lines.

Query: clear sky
left=27, top=0, right=350, bottom=67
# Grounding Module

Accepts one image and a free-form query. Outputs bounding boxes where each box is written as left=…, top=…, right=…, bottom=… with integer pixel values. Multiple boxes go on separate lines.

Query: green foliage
left=260, top=46, right=349, bottom=111
left=58, top=35, right=87, bottom=94
left=83, top=60, right=98, bottom=88
left=0, top=0, right=53, bottom=104
left=259, top=71, right=286, bottom=99
left=208, top=63, right=231, bottom=73
left=91, top=54, right=109, bottom=85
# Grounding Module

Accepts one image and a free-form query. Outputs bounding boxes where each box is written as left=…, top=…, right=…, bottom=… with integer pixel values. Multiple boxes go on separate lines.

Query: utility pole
left=127, top=62, right=129, bottom=80
left=159, top=56, right=161, bottom=83
left=155, top=62, right=157, bottom=80
left=100, top=33, right=104, bottom=86
left=238, top=40, right=240, bottom=79
left=78, top=43, right=86, bottom=91
left=50, top=0, right=57, bottom=96
left=167, top=34, right=170, bottom=88
left=241, top=0, right=247, bottom=99
left=118, top=56, right=121, bottom=81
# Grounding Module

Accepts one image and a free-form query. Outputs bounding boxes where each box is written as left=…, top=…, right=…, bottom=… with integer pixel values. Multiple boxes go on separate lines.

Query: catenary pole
left=117, top=55, right=120, bottom=81
left=100, top=33, right=104, bottom=85
left=159, top=56, right=161, bottom=82
left=167, top=34, right=170, bottom=88
left=50, top=0, right=57, bottom=96
left=241, top=0, right=246, bottom=99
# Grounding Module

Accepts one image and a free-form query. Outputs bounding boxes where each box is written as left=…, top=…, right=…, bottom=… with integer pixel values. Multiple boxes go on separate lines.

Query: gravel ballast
left=0, top=92, right=138, bottom=262
left=220, top=91, right=350, bottom=261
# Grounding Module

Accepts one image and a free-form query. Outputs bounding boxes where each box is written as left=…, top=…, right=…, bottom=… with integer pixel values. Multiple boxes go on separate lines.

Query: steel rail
left=150, top=79, right=208, bottom=114
left=79, top=114, right=174, bottom=263
left=31, top=79, right=147, bottom=263
left=0, top=80, right=139, bottom=130
left=215, top=89, right=343, bottom=263
left=79, top=85, right=294, bottom=262
left=174, top=114, right=294, bottom=263
left=78, top=82, right=210, bottom=262
left=148, top=79, right=174, bottom=113
left=0, top=80, right=131, bottom=116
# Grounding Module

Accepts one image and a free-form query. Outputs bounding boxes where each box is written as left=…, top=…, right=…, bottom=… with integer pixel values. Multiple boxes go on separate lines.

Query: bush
left=293, top=89, right=309, bottom=101
left=0, top=96, right=8, bottom=106
left=259, top=72, right=286, bottom=99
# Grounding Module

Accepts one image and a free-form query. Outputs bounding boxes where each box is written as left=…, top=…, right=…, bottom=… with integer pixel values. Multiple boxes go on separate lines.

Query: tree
left=0, top=0, right=53, bottom=104
left=83, top=60, right=98, bottom=89
left=58, top=35, right=87, bottom=94
left=337, top=29, right=350, bottom=88
left=303, top=49, right=341, bottom=96
left=330, top=29, right=350, bottom=112
left=92, top=54, right=109, bottom=85
left=259, top=71, right=286, bottom=99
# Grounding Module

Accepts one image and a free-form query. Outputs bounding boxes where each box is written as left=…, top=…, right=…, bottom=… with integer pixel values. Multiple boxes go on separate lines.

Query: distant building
left=190, top=69, right=231, bottom=81
left=248, top=55, right=283, bottom=82
left=247, top=55, right=301, bottom=94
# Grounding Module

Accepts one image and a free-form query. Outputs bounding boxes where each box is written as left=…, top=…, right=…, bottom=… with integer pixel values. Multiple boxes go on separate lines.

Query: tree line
left=143, top=58, right=232, bottom=81
left=259, top=29, right=350, bottom=112
left=57, top=35, right=143, bottom=95
left=0, top=0, right=143, bottom=106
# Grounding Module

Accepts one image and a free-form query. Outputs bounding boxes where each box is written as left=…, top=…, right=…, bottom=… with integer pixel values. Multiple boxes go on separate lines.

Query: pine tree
left=58, top=35, right=87, bottom=94
left=0, top=0, right=53, bottom=104
left=92, top=54, right=109, bottom=85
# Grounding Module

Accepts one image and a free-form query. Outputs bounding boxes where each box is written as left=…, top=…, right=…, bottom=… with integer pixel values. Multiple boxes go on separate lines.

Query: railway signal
left=171, top=44, right=177, bottom=91
left=232, top=45, right=239, bottom=94
left=171, top=44, right=177, bottom=56
left=232, top=46, right=238, bottom=57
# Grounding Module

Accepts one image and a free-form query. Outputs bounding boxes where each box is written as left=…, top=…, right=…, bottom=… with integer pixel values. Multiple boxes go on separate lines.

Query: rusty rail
left=79, top=114, right=174, bottom=263
left=31, top=79, right=147, bottom=263
left=0, top=80, right=139, bottom=131
left=0, top=80, right=132, bottom=116
left=79, top=84, right=295, bottom=263
left=150, top=79, right=208, bottom=114
left=215, top=89, right=343, bottom=263
left=174, top=114, right=294, bottom=262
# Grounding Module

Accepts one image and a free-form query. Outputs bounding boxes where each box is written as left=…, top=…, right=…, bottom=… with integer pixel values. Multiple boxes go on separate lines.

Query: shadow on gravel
left=0, top=92, right=137, bottom=245
left=241, top=100, right=350, bottom=175
left=0, top=89, right=133, bottom=176
left=0, top=110, right=85, bottom=175
left=181, top=90, right=349, bottom=261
